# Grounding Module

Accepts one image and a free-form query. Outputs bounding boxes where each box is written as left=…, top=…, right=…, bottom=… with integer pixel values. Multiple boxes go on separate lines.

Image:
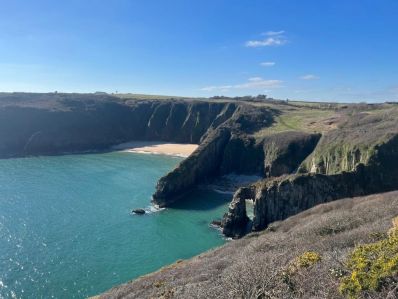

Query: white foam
left=212, top=188, right=234, bottom=195
left=146, top=204, right=166, bottom=214
left=206, top=174, right=263, bottom=194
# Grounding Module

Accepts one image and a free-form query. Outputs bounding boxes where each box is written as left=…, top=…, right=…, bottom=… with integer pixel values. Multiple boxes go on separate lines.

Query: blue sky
left=0, top=0, right=397, bottom=102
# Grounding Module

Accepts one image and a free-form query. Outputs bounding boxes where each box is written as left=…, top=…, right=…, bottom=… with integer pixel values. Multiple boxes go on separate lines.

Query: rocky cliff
left=222, top=109, right=398, bottom=238
left=0, top=93, right=237, bottom=158
left=152, top=109, right=323, bottom=207
left=299, top=110, right=398, bottom=174
left=262, top=131, right=321, bottom=177
left=152, top=105, right=280, bottom=206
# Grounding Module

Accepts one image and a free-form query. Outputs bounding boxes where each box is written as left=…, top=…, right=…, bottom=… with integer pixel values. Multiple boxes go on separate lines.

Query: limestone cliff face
left=218, top=136, right=264, bottom=175
left=152, top=111, right=324, bottom=207
left=152, top=128, right=232, bottom=207
left=216, top=131, right=320, bottom=178
left=251, top=138, right=398, bottom=232
left=152, top=105, right=275, bottom=206
left=262, top=131, right=321, bottom=177
left=143, top=101, right=237, bottom=143
left=252, top=171, right=365, bottom=231
left=222, top=111, right=398, bottom=238
left=0, top=93, right=237, bottom=158
left=299, top=111, right=398, bottom=174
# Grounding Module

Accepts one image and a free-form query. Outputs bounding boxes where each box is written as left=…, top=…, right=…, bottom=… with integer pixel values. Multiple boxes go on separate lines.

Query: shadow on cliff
left=168, top=189, right=232, bottom=211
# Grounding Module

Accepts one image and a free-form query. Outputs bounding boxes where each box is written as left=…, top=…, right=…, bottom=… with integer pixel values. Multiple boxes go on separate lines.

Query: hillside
left=96, top=191, right=398, bottom=299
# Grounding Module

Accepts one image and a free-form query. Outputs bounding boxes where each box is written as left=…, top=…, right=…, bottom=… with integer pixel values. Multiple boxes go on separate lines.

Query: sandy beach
left=112, top=141, right=198, bottom=157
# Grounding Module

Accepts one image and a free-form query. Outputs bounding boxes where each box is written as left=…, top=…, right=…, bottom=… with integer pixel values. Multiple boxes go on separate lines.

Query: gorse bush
left=339, top=216, right=398, bottom=298
left=296, top=251, right=322, bottom=268
left=282, top=251, right=322, bottom=293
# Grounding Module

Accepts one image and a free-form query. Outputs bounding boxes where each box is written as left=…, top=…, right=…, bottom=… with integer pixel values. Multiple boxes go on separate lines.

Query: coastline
left=111, top=141, right=198, bottom=157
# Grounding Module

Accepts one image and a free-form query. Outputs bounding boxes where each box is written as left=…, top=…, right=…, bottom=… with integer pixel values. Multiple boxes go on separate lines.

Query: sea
left=0, top=151, right=230, bottom=298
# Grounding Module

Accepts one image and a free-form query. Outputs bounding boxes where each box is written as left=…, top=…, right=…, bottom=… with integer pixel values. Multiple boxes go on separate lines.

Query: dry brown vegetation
left=98, top=191, right=398, bottom=299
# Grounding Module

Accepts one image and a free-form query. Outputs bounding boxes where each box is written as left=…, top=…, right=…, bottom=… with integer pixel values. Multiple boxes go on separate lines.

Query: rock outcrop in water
left=221, top=187, right=252, bottom=238
left=132, top=209, right=146, bottom=215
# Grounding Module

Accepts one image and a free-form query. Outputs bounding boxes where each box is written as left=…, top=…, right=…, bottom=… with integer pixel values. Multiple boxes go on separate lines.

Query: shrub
left=296, top=251, right=322, bottom=268
left=339, top=217, right=398, bottom=298
left=282, top=251, right=322, bottom=292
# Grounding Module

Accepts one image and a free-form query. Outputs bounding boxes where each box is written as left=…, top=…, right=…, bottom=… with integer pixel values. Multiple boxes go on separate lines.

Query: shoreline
left=111, top=141, right=199, bottom=158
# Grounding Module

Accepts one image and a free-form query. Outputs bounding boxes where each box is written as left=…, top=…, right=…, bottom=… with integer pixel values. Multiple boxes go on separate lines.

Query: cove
left=0, top=152, right=230, bottom=298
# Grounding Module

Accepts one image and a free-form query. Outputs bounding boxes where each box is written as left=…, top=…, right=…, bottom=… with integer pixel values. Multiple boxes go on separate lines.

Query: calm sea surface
left=0, top=152, right=229, bottom=298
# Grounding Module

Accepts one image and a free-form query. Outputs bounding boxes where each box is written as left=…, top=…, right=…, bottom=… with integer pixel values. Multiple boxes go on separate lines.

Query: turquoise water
left=0, top=152, right=230, bottom=298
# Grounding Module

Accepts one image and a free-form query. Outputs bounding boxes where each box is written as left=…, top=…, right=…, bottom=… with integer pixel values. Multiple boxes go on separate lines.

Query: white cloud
left=245, top=30, right=287, bottom=47
left=260, top=61, right=275, bottom=67
left=246, top=37, right=287, bottom=47
left=201, top=77, right=282, bottom=92
left=300, top=74, right=319, bottom=80
left=201, top=85, right=233, bottom=92
left=263, top=30, right=285, bottom=36
left=248, top=77, right=263, bottom=81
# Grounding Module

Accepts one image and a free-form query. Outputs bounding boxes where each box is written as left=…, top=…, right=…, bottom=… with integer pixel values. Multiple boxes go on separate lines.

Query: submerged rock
left=132, top=209, right=146, bottom=215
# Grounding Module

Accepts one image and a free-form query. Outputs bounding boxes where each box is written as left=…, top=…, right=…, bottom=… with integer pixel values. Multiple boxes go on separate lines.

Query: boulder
left=132, top=209, right=146, bottom=215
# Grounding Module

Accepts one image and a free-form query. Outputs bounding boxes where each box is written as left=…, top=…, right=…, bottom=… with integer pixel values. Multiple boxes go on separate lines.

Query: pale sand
left=111, top=141, right=198, bottom=157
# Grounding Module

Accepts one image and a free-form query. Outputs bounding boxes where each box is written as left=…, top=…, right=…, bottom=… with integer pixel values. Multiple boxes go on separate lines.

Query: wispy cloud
left=201, top=77, right=282, bottom=92
left=300, top=74, right=319, bottom=80
left=260, top=61, right=275, bottom=67
left=263, top=30, right=285, bottom=36
left=201, top=85, right=233, bottom=92
left=245, top=31, right=287, bottom=47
